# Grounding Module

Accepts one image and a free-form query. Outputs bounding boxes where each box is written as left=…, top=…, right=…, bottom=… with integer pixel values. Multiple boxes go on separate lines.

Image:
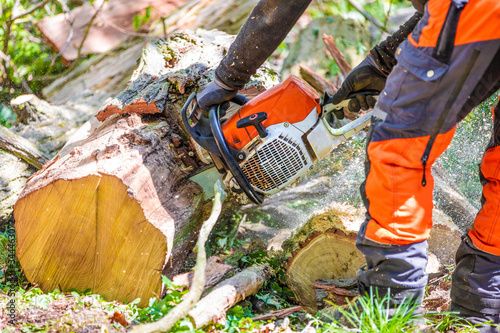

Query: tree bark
left=187, top=264, right=273, bottom=328
left=13, top=30, right=277, bottom=306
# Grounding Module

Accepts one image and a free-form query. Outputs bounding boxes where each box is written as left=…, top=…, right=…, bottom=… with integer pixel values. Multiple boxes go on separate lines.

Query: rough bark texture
left=0, top=152, right=33, bottom=225
left=13, top=30, right=278, bottom=306
left=187, top=264, right=273, bottom=328
left=96, top=30, right=278, bottom=123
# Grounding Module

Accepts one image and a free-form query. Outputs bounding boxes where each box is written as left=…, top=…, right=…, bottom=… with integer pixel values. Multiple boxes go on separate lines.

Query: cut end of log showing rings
left=14, top=114, right=202, bottom=306
left=13, top=30, right=279, bottom=306
left=284, top=203, right=365, bottom=313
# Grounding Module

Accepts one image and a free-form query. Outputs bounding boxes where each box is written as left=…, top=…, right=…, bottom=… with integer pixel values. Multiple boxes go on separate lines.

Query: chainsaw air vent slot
left=241, top=134, right=307, bottom=193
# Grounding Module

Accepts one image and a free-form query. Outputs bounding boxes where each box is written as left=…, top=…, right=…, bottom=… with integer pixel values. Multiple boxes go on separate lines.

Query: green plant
left=0, top=0, right=73, bottom=101
left=215, top=304, right=264, bottom=333
left=425, top=312, right=484, bottom=332
left=321, top=290, right=421, bottom=333
left=133, top=6, right=153, bottom=31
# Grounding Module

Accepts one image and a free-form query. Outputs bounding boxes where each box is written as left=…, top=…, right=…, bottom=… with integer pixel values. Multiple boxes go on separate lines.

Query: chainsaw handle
left=322, top=89, right=380, bottom=109
left=209, top=105, right=264, bottom=205
left=230, top=94, right=249, bottom=106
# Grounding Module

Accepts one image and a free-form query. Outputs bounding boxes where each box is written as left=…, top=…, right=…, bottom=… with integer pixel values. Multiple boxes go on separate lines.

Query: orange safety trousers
left=362, top=0, right=500, bottom=254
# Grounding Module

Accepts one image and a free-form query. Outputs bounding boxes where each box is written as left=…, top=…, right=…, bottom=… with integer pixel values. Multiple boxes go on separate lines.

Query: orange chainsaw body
left=222, top=75, right=321, bottom=151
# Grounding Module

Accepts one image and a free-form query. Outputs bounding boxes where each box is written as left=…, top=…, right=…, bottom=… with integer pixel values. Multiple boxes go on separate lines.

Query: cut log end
left=286, top=230, right=363, bottom=313
left=15, top=174, right=168, bottom=306
left=283, top=204, right=365, bottom=313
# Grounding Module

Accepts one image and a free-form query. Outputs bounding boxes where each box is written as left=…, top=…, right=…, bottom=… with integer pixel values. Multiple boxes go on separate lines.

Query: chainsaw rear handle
left=181, top=92, right=249, bottom=157
left=209, top=104, right=264, bottom=205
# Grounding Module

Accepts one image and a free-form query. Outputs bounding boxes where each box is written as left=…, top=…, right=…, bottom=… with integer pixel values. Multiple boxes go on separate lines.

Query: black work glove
left=197, top=80, right=237, bottom=114
left=330, top=54, right=387, bottom=113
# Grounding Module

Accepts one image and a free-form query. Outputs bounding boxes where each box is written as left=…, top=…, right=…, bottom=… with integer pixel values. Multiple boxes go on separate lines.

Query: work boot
left=449, top=303, right=500, bottom=333
left=450, top=236, right=500, bottom=333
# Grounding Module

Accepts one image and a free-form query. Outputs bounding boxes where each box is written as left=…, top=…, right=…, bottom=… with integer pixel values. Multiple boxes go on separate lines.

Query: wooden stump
left=13, top=30, right=278, bottom=306
left=283, top=203, right=365, bottom=313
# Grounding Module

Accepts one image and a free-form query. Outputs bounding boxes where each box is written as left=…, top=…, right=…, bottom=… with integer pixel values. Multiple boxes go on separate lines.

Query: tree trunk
left=13, top=30, right=278, bottom=306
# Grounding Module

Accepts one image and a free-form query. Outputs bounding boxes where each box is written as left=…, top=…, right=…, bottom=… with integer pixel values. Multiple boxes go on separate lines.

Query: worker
left=197, top=0, right=500, bottom=330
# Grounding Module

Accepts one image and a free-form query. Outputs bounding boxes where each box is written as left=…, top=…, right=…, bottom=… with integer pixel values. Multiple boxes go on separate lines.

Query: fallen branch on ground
left=0, top=124, right=48, bottom=169
left=252, top=306, right=303, bottom=322
left=187, top=264, right=274, bottom=328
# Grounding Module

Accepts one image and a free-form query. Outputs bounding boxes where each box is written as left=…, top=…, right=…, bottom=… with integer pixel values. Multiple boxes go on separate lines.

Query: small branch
left=76, top=0, right=105, bottom=61
left=0, top=50, right=33, bottom=94
left=322, top=34, right=352, bottom=78
left=129, top=182, right=227, bottom=333
left=252, top=306, right=303, bottom=322
left=11, top=0, right=51, bottom=21
left=346, top=0, right=389, bottom=34
left=299, top=65, right=337, bottom=95
left=48, top=0, right=74, bottom=66
left=0, top=125, right=48, bottom=169
left=314, top=283, right=358, bottom=297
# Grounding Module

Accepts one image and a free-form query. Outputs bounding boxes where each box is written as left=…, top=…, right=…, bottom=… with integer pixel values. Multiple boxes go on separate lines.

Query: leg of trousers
left=357, top=0, right=500, bottom=303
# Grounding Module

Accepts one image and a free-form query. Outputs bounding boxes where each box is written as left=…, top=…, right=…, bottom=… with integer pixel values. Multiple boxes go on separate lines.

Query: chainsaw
left=182, top=75, right=377, bottom=204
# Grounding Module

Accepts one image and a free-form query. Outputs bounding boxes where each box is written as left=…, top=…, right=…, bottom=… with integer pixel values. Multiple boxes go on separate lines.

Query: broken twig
left=322, top=34, right=352, bottom=78
left=252, top=306, right=303, bottom=322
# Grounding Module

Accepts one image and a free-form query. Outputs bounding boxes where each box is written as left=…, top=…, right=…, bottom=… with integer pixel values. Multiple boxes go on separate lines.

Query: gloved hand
left=330, top=54, right=387, bottom=113
left=197, top=80, right=237, bottom=114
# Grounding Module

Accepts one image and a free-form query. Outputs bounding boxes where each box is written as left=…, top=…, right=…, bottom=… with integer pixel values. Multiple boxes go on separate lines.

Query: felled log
left=187, top=264, right=273, bottom=328
left=9, top=94, right=105, bottom=156
left=172, top=256, right=233, bottom=291
left=96, top=30, right=277, bottom=122
left=432, top=162, right=477, bottom=231
left=14, top=30, right=278, bottom=306
left=283, top=203, right=365, bottom=313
